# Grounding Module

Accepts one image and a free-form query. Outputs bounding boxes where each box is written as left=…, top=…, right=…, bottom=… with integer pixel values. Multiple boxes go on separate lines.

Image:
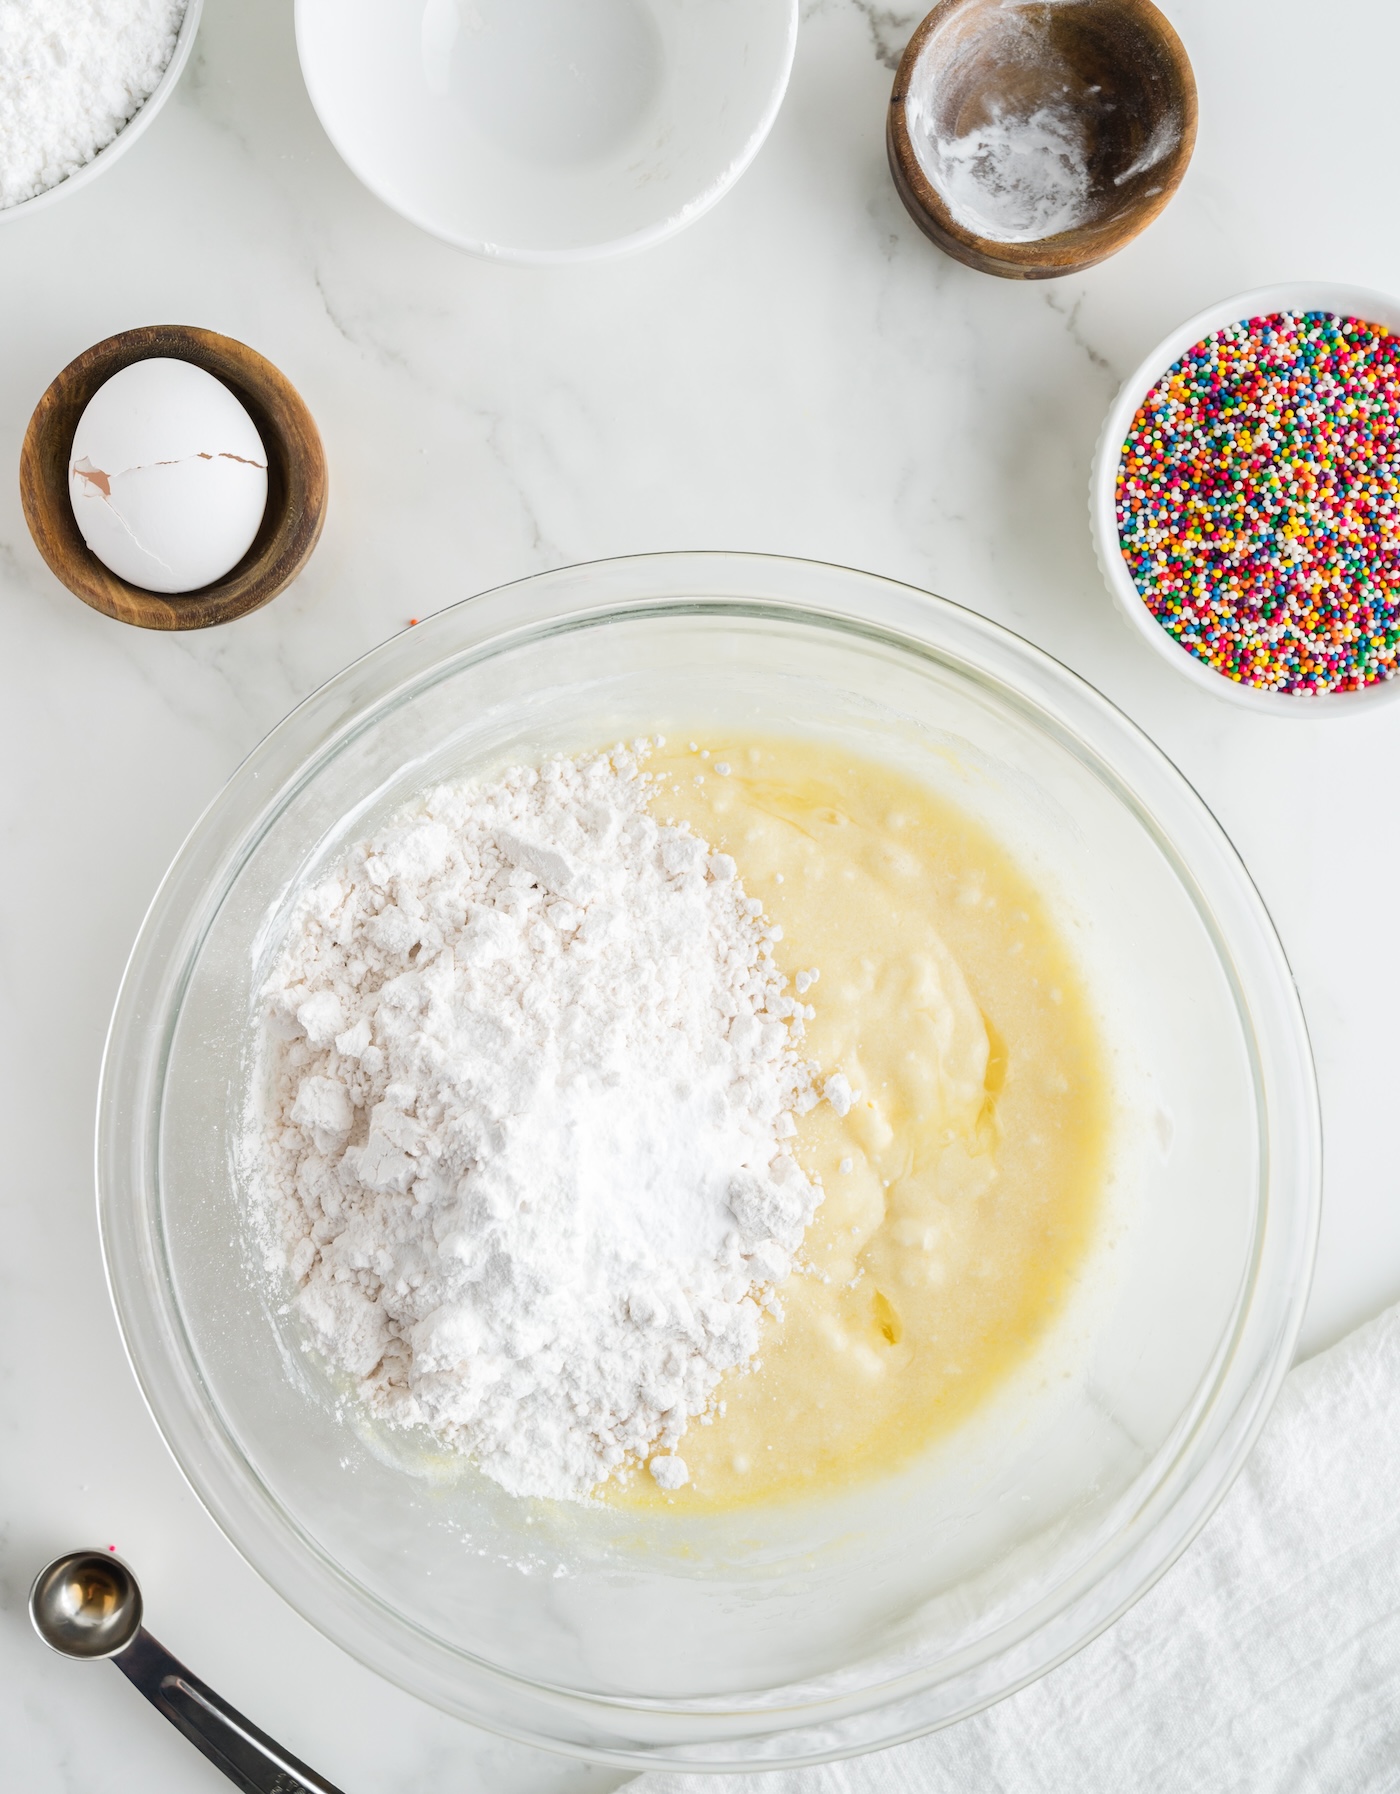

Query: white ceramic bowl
left=0, top=0, right=203, bottom=226
left=295, top=0, right=798, bottom=262
left=1090, top=281, right=1400, bottom=717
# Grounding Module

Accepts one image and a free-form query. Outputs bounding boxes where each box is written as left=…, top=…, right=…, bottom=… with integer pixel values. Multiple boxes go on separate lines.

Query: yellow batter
left=614, top=736, right=1111, bottom=1513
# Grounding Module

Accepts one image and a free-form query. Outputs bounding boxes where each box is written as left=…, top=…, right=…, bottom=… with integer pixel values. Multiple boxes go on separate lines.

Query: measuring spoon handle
left=114, top=1626, right=345, bottom=1794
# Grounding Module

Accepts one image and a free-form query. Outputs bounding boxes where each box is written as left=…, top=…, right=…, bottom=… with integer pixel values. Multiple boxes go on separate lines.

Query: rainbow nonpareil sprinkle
left=1115, top=309, right=1400, bottom=695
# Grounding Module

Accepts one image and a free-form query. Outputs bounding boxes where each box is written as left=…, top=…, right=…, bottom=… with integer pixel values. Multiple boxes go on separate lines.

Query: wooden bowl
left=20, top=325, right=327, bottom=630
left=887, top=0, right=1197, bottom=280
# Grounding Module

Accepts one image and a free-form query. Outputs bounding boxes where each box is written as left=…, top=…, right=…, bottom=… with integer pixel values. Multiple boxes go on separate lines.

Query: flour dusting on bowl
left=889, top=0, right=1195, bottom=277
left=915, top=100, right=1092, bottom=243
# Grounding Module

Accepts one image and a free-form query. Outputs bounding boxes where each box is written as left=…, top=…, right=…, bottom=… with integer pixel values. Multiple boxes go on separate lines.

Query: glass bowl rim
left=96, top=550, right=1321, bottom=1768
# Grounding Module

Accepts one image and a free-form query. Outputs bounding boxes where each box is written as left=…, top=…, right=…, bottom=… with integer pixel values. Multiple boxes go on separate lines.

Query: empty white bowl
left=295, top=0, right=798, bottom=262
left=0, top=0, right=203, bottom=225
left=1090, top=281, right=1400, bottom=717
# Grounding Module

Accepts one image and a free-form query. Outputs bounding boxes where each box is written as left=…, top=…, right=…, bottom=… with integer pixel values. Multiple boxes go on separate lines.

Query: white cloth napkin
left=635, top=1303, right=1400, bottom=1794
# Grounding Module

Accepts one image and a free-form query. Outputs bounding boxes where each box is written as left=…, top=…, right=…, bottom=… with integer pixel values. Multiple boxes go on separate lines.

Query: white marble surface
left=3, top=0, right=1400, bottom=1787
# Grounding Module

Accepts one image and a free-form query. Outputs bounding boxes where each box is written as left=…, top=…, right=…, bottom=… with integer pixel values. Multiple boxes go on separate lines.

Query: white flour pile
left=0, top=0, right=187, bottom=211
left=253, top=746, right=824, bottom=1502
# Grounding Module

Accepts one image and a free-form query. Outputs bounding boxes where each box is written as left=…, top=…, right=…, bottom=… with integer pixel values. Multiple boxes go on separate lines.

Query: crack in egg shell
left=68, top=358, right=268, bottom=594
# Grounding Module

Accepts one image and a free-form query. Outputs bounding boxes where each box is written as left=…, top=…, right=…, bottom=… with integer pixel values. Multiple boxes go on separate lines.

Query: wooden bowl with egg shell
left=887, top=0, right=1197, bottom=280
left=19, top=324, right=327, bottom=631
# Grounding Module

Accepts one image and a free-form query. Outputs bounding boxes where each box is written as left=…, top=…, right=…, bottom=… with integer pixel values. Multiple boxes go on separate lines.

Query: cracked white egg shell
left=68, top=358, right=269, bottom=595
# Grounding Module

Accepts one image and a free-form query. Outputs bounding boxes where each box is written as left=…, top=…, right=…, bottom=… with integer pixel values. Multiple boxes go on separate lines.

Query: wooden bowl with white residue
left=888, top=0, right=1197, bottom=280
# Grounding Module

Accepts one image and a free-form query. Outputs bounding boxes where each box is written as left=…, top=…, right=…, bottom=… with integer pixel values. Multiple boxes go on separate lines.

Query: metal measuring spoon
left=30, top=1550, right=344, bottom=1794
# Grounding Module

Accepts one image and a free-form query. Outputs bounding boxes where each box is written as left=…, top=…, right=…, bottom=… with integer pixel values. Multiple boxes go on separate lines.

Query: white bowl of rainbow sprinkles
left=98, top=552, right=1318, bottom=1767
left=1091, top=281, right=1400, bottom=714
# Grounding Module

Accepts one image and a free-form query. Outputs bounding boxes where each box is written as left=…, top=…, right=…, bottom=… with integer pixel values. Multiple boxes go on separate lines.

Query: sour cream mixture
left=622, top=735, right=1111, bottom=1511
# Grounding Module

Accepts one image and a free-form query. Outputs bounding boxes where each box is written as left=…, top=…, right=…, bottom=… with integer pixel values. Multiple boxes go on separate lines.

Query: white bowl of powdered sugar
left=98, top=553, right=1318, bottom=1769
left=0, top=0, right=202, bottom=221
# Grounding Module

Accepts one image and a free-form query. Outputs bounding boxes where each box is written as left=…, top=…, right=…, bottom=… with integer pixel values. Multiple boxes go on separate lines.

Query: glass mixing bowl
left=98, top=552, right=1320, bottom=1769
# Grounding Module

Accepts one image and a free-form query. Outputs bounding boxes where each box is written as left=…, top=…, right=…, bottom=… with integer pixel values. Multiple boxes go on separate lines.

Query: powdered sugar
left=0, top=0, right=187, bottom=211
left=252, top=746, right=822, bottom=1503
